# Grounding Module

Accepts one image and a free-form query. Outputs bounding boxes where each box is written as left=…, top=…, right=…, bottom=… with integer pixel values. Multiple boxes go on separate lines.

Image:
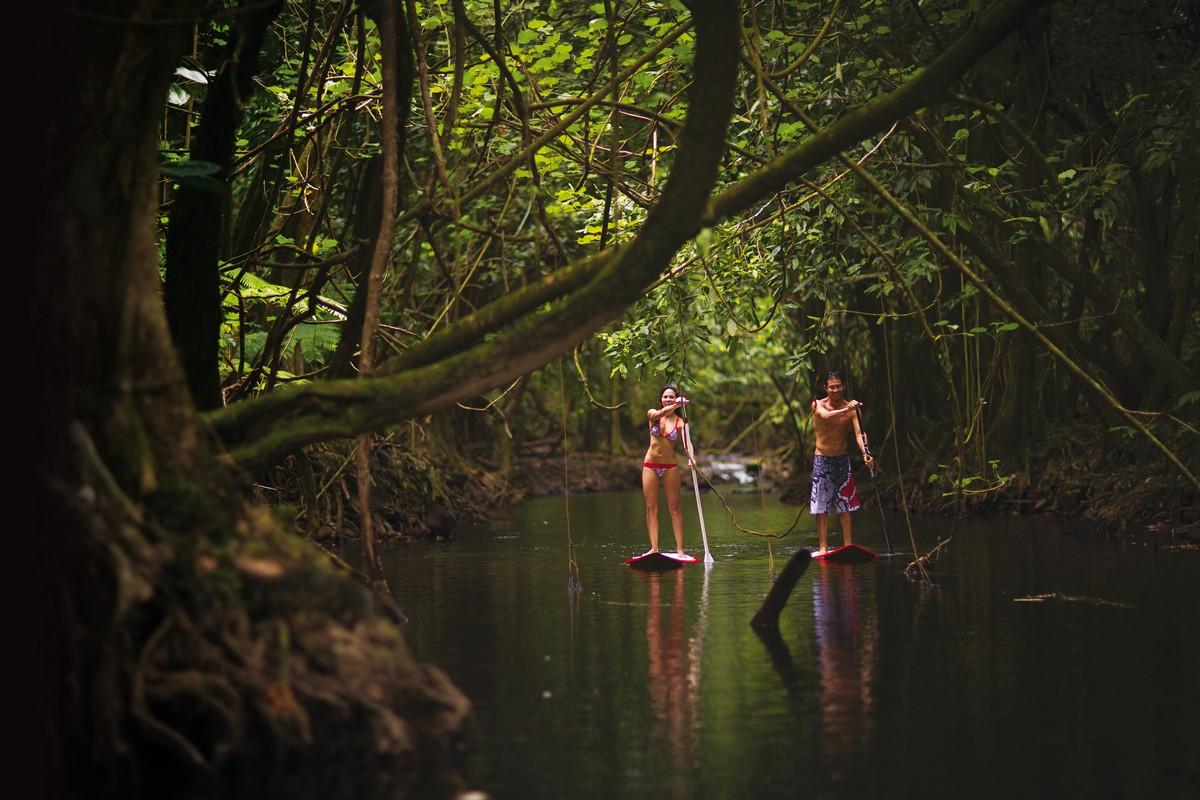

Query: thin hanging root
left=456, top=376, right=523, bottom=411
left=572, top=347, right=625, bottom=411
left=559, top=360, right=581, bottom=592
left=693, top=465, right=804, bottom=539
left=881, top=307, right=926, bottom=580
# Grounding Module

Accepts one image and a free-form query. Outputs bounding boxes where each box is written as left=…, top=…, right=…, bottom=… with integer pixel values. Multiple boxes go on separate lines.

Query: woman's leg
left=642, top=468, right=661, bottom=552
left=664, top=467, right=685, bottom=554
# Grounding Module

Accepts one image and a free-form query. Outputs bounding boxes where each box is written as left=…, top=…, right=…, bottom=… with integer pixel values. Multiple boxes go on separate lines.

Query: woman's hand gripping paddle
left=683, top=420, right=714, bottom=564
left=855, top=403, right=894, bottom=556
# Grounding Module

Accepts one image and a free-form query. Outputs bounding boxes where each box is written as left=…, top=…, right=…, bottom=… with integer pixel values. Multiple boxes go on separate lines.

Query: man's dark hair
left=824, top=370, right=844, bottom=385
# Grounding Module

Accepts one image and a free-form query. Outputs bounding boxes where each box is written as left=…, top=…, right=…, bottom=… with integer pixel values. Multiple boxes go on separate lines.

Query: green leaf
left=174, top=66, right=209, bottom=84
left=1038, top=216, right=1057, bottom=240
left=290, top=322, right=342, bottom=360
left=1174, top=390, right=1200, bottom=409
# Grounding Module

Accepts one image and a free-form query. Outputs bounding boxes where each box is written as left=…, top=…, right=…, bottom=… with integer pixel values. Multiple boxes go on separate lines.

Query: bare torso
left=812, top=397, right=858, bottom=456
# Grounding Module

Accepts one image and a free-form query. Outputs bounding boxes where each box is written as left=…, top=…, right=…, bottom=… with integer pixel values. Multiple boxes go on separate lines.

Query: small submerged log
left=750, top=548, right=812, bottom=629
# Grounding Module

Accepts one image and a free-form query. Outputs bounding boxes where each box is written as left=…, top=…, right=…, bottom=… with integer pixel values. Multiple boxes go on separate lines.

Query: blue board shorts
left=810, top=454, right=862, bottom=515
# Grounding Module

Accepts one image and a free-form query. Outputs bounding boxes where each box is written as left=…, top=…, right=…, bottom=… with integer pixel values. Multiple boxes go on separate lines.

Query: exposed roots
left=51, top=425, right=474, bottom=799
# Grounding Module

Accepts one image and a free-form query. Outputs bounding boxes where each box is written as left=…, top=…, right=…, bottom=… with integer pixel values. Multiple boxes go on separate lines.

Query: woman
left=642, top=385, right=696, bottom=556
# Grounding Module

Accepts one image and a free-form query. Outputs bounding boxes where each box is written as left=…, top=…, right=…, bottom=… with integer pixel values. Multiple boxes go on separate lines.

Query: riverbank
left=770, top=438, right=1199, bottom=542
left=266, top=429, right=1197, bottom=547
left=260, top=441, right=647, bottom=544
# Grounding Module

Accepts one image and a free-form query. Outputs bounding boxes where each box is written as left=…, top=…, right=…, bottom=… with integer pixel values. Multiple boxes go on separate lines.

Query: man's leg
left=816, top=513, right=828, bottom=554
left=838, top=511, right=853, bottom=546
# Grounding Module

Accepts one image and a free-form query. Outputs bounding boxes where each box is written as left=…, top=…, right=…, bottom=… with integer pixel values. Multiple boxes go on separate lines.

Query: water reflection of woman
left=813, top=565, right=878, bottom=783
left=641, top=385, right=696, bottom=556
left=646, top=570, right=694, bottom=772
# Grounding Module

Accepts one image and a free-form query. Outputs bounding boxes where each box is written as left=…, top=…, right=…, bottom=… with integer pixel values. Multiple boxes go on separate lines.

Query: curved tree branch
left=207, top=1, right=740, bottom=469
left=207, top=0, right=1052, bottom=471
left=703, top=0, right=1054, bottom=226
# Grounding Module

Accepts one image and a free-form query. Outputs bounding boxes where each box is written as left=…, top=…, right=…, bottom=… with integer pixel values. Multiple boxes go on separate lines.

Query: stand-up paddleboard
left=812, top=543, right=877, bottom=564
left=625, top=551, right=703, bottom=571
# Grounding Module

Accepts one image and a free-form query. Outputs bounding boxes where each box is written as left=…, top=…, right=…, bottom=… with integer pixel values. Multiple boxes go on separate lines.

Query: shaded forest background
left=36, top=0, right=1196, bottom=797
left=168, top=0, right=1195, bottom=520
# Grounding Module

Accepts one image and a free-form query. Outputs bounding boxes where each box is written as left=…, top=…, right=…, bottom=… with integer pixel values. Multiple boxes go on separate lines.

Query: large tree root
left=49, top=425, right=474, bottom=799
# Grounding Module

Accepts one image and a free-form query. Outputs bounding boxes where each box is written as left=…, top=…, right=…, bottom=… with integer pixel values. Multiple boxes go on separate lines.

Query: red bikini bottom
left=643, top=462, right=678, bottom=478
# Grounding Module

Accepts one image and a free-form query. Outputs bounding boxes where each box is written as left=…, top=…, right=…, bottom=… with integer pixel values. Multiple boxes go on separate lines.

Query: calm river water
left=377, top=490, right=1198, bottom=799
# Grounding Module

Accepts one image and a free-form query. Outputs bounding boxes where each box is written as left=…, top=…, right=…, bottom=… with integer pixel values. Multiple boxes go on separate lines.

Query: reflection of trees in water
left=814, top=566, right=879, bottom=783
left=645, top=569, right=704, bottom=790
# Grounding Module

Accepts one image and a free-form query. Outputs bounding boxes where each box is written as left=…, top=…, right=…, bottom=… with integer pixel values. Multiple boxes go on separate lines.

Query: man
left=810, top=370, right=874, bottom=555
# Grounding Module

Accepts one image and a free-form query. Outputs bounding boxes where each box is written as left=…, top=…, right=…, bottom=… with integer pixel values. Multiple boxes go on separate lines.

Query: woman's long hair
left=658, top=383, right=687, bottom=421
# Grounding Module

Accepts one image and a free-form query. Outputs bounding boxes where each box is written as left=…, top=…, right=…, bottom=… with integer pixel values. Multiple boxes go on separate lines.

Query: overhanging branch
left=207, top=1, right=740, bottom=469
left=208, top=0, right=1054, bottom=470
left=703, top=0, right=1054, bottom=226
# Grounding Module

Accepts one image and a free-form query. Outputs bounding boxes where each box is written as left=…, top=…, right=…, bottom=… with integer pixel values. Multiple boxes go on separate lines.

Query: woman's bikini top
left=650, top=418, right=682, bottom=442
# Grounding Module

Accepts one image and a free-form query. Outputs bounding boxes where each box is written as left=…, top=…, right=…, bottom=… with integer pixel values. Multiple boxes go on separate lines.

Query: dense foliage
left=158, top=0, right=1196, bottom=500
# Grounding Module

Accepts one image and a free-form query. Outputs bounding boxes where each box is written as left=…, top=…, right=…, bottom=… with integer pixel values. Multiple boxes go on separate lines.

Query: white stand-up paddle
left=684, top=420, right=714, bottom=564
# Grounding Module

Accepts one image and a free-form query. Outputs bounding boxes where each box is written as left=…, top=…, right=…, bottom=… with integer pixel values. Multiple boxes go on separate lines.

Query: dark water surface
left=378, top=491, right=1199, bottom=799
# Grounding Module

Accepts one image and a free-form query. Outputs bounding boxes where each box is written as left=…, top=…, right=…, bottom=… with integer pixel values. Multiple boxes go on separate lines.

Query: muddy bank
left=261, top=440, right=646, bottom=545
left=509, top=452, right=645, bottom=497
left=774, top=447, right=1198, bottom=541
left=265, top=430, right=1196, bottom=546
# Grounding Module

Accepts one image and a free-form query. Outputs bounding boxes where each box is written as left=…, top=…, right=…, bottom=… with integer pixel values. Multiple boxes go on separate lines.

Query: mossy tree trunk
left=36, top=3, right=468, bottom=797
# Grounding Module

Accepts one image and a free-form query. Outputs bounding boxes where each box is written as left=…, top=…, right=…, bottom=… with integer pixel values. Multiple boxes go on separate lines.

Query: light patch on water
left=1013, top=591, right=1134, bottom=608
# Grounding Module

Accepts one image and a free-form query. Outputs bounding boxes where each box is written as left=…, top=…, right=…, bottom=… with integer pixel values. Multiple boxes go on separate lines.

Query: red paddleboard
left=812, top=544, right=877, bottom=564
left=625, top=551, right=702, bottom=571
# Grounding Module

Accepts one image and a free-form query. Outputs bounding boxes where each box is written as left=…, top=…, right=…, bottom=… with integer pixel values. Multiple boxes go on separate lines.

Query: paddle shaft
left=684, top=423, right=714, bottom=563
left=855, top=404, right=893, bottom=555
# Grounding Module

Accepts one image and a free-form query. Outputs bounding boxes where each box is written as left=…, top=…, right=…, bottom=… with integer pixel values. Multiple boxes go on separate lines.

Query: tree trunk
left=36, top=5, right=468, bottom=796
left=163, top=2, right=281, bottom=410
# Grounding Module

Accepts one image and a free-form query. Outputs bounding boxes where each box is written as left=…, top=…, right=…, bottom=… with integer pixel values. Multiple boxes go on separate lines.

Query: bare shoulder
left=646, top=408, right=657, bottom=419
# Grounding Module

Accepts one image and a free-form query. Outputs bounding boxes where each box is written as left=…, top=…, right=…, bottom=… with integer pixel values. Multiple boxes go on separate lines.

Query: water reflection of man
left=813, top=565, right=878, bottom=783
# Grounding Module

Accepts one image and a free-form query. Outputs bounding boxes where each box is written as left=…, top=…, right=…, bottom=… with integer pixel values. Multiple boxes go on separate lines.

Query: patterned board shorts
left=810, top=454, right=862, bottom=515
